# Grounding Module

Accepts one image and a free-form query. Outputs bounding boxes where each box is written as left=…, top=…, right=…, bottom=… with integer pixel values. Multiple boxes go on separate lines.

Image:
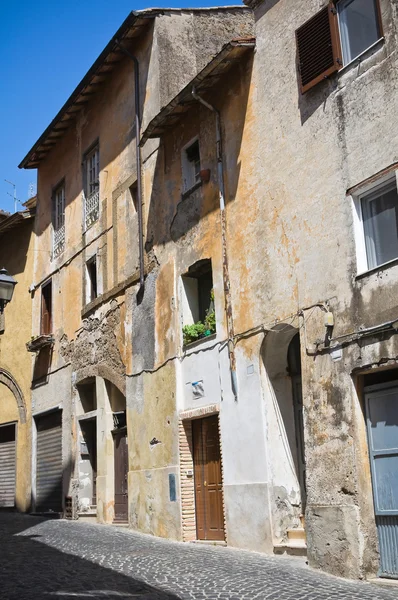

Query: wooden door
left=193, top=415, right=224, bottom=541
left=113, top=429, right=128, bottom=522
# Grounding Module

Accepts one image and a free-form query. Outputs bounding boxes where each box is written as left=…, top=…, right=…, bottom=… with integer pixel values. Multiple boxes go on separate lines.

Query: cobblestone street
left=1, top=513, right=398, bottom=600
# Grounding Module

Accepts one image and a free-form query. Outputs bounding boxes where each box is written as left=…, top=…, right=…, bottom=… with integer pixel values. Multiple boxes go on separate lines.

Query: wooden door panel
left=193, top=415, right=224, bottom=541
left=114, top=430, right=128, bottom=522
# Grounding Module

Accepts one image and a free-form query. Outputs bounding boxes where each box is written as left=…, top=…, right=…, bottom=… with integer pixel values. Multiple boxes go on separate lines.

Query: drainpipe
left=115, top=40, right=145, bottom=289
left=191, top=87, right=238, bottom=400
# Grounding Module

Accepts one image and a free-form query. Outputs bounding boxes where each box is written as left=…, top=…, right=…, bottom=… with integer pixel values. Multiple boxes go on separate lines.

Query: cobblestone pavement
left=1, top=513, right=398, bottom=600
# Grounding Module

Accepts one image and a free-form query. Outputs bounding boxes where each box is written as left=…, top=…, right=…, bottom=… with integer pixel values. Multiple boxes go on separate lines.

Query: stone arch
left=74, top=364, right=126, bottom=396
left=260, top=323, right=304, bottom=541
left=0, top=368, right=27, bottom=424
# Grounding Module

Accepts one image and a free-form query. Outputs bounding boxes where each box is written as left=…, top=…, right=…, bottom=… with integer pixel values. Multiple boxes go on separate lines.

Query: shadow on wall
left=145, top=53, right=254, bottom=249
left=0, top=512, right=181, bottom=599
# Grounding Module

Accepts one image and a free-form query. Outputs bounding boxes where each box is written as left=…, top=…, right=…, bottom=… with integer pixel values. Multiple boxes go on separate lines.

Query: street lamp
left=0, top=268, right=17, bottom=313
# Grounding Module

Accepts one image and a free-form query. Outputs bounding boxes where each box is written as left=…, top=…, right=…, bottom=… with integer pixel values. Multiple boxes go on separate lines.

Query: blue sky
left=0, top=0, right=239, bottom=213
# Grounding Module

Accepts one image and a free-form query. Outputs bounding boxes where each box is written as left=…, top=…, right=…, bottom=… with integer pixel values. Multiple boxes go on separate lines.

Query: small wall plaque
left=169, top=473, right=177, bottom=502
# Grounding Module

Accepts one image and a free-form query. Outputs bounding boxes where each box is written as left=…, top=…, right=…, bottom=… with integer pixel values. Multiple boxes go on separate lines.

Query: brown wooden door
left=113, top=429, right=128, bottom=522
left=193, top=415, right=224, bottom=541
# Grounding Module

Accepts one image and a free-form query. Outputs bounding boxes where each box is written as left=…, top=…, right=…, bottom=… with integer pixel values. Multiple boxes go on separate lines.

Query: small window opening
left=182, top=139, right=201, bottom=192
left=130, top=182, right=138, bottom=212
left=41, top=281, right=52, bottom=335
left=181, top=259, right=215, bottom=346
left=87, top=256, right=98, bottom=303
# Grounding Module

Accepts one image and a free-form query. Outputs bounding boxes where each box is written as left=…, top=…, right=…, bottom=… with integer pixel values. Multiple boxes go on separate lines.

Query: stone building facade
left=13, top=0, right=398, bottom=584
left=18, top=7, right=254, bottom=528
left=0, top=202, right=36, bottom=512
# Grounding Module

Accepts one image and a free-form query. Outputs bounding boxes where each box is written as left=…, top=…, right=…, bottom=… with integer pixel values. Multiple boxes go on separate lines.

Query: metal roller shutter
left=0, top=424, right=16, bottom=508
left=36, top=411, right=62, bottom=512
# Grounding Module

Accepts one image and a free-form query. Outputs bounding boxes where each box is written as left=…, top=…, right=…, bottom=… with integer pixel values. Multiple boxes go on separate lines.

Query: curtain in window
left=338, top=0, right=380, bottom=64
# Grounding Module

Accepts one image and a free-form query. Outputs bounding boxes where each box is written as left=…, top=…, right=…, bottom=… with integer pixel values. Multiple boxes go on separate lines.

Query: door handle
left=204, top=481, right=207, bottom=487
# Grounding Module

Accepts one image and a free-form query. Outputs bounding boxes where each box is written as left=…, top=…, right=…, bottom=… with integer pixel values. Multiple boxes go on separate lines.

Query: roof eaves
left=0, top=209, right=35, bottom=236
left=18, top=10, right=158, bottom=170
left=140, top=38, right=255, bottom=145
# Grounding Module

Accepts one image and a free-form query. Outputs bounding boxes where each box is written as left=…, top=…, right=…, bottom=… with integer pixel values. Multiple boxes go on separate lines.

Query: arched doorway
left=261, top=324, right=306, bottom=545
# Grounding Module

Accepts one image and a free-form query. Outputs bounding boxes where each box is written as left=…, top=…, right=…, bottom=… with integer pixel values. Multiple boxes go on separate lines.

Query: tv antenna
left=4, top=180, right=23, bottom=213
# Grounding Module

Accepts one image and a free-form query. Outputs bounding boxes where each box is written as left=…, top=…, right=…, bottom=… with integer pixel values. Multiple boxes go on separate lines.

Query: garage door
left=0, top=424, right=16, bottom=508
left=36, top=411, right=62, bottom=513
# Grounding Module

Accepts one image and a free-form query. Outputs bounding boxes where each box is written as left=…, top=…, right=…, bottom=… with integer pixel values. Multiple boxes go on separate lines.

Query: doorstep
left=190, top=540, right=227, bottom=547
left=368, top=577, right=398, bottom=588
left=274, top=541, right=307, bottom=557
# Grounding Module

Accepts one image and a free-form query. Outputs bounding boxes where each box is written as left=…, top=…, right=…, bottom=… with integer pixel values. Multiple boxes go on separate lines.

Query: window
left=86, top=256, right=98, bottom=303
left=352, top=175, right=398, bottom=273
left=129, top=182, right=138, bottom=212
left=338, top=0, right=381, bottom=65
left=41, top=281, right=52, bottom=335
left=182, top=139, right=201, bottom=192
left=52, top=182, right=65, bottom=257
left=361, top=180, right=398, bottom=270
left=181, top=259, right=215, bottom=345
left=296, top=0, right=382, bottom=93
left=84, top=143, right=100, bottom=228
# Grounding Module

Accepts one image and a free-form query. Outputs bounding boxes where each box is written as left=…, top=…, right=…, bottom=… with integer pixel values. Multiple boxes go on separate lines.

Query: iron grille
left=85, top=190, right=100, bottom=229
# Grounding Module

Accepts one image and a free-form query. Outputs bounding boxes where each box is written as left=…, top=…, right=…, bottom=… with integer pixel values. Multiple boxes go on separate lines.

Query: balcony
left=85, top=190, right=100, bottom=229
left=53, top=223, right=65, bottom=258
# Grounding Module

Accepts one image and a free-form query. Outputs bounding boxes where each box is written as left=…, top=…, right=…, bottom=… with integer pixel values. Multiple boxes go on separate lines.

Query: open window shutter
left=41, top=283, right=52, bottom=335
left=296, top=2, right=342, bottom=94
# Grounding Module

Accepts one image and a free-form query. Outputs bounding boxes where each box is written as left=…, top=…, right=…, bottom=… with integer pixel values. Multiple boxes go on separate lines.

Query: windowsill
left=183, top=332, right=217, bottom=353
left=339, top=37, right=385, bottom=76
left=356, top=256, right=398, bottom=280
left=26, top=334, right=55, bottom=352
left=181, top=180, right=202, bottom=200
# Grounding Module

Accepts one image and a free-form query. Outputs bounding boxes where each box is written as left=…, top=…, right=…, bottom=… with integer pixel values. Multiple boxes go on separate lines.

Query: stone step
left=274, top=541, right=307, bottom=557
left=78, top=511, right=97, bottom=522
left=287, top=527, right=306, bottom=542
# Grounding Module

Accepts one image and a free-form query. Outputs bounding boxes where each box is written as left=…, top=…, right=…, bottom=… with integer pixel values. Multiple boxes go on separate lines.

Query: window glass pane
left=361, top=182, right=398, bottom=269
left=338, top=0, right=380, bottom=64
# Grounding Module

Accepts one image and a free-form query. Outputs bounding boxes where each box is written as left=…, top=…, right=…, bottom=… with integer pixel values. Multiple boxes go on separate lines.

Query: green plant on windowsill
left=182, top=291, right=216, bottom=346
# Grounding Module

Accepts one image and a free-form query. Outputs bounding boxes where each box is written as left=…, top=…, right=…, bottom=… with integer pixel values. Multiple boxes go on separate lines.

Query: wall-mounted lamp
left=0, top=268, right=17, bottom=313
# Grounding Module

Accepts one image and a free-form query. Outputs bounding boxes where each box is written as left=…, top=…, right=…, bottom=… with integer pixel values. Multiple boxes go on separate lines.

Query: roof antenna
left=4, top=179, right=19, bottom=213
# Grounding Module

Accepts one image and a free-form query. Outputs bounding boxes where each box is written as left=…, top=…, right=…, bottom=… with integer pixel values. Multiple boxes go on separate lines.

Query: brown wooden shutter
left=41, top=281, right=52, bottom=335
left=296, top=2, right=342, bottom=94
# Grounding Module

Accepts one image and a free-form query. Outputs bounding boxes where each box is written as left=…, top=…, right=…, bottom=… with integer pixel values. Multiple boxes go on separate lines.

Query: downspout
left=191, top=87, right=238, bottom=400
left=114, top=40, right=145, bottom=289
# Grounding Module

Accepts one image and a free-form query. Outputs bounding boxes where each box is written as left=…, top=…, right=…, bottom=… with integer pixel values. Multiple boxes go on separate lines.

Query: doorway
left=192, top=415, right=224, bottom=541
left=0, top=423, right=16, bottom=508
left=80, top=418, right=97, bottom=508
left=288, top=333, right=307, bottom=510
left=112, top=421, right=128, bottom=524
left=364, top=380, right=398, bottom=578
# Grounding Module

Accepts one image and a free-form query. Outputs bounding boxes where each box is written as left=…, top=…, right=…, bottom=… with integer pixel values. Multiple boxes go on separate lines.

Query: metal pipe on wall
left=191, top=87, right=238, bottom=400
left=115, top=40, right=145, bottom=289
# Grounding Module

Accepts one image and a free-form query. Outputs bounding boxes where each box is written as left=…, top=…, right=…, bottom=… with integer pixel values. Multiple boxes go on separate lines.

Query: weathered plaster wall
left=0, top=219, right=34, bottom=511
left=245, top=0, right=398, bottom=579
left=30, top=9, right=253, bottom=524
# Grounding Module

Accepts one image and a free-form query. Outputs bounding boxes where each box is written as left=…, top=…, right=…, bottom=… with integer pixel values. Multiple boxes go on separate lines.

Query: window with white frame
left=337, top=0, right=382, bottom=65
left=84, top=143, right=100, bottom=228
left=353, top=175, right=398, bottom=273
left=52, top=181, right=65, bottom=257
left=182, top=139, right=201, bottom=192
